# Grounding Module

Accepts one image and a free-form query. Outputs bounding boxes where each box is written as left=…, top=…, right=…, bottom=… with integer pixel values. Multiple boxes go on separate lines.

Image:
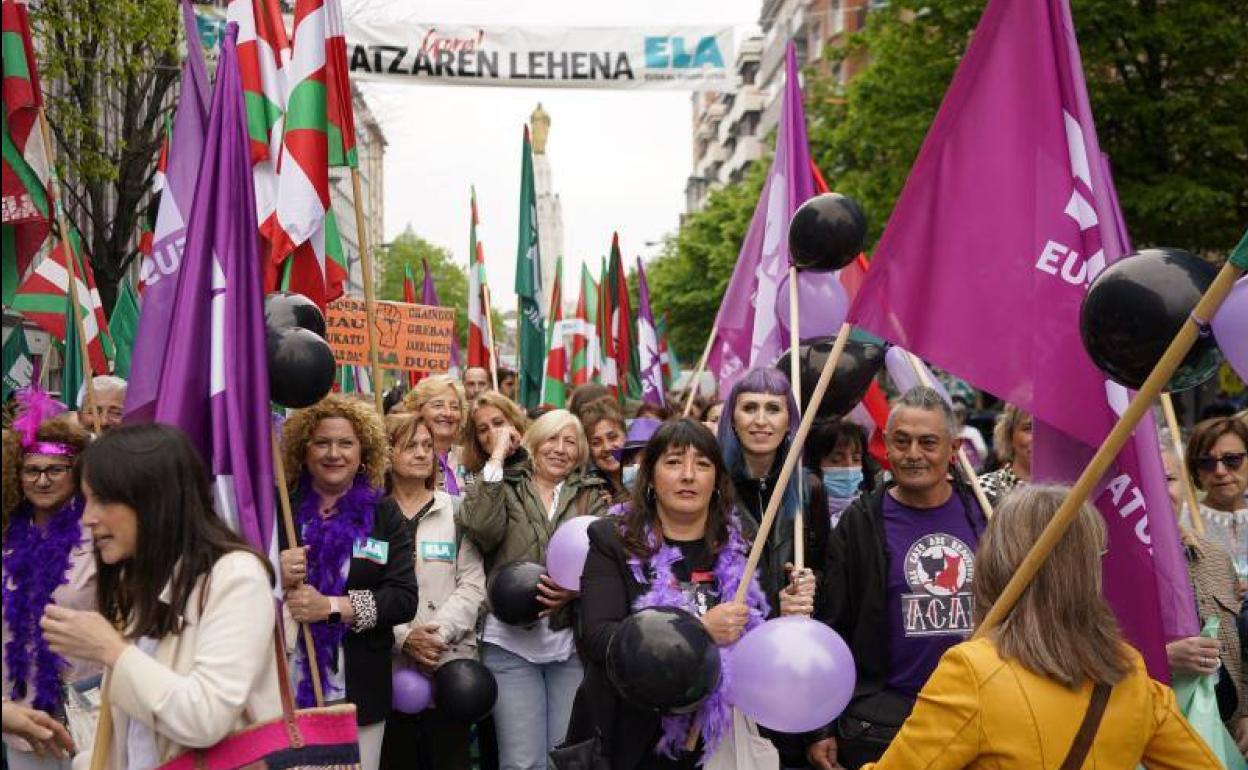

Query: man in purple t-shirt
left=807, top=386, right=988, bottom=770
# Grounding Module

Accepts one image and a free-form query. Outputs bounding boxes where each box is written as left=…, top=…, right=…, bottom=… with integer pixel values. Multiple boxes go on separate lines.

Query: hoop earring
left=645, top=485, right=656, bottom=506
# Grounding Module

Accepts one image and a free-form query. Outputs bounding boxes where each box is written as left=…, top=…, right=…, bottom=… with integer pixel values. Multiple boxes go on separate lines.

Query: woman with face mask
left=805, top=419, right=874, bottom=530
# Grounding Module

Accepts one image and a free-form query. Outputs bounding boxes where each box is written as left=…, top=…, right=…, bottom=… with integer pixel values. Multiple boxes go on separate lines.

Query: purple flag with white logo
left=635, top=258, right=665, bottom=406
left=124, top=0, right=210, bottom=422
left=421, top=258, right=461, bottom=373
left=706, top=42, right=815, bottom=396
left=150, top=23, right=274, bottom=552
left=847, top=0, right=1194, bottom=677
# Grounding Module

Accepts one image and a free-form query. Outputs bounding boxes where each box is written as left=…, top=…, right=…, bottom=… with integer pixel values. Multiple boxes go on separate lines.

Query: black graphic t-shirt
left=665, top=537, right=719, bottom=619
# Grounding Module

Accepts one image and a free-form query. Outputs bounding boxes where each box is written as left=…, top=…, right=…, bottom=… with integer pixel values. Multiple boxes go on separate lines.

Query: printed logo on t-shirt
left=678, top=571, right=718, bottom=618
left=900, top=532, right=975, bottom=636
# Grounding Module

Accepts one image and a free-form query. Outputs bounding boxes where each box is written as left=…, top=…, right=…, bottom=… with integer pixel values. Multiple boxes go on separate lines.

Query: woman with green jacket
left=461, top=408, right=607, bottom=770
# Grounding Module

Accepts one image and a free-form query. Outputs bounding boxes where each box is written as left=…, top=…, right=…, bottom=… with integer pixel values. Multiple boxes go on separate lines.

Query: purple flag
left=420, top=258, right=462, bottom=372
left=707, top=42, right=815, bottom=396
left=124, top=0, right=210, bottom=422
left=151, top=23, right=274, bottom=553
left=635, top=258, right=665, bottom=406
left=847, top=0, right=1195, bottom=676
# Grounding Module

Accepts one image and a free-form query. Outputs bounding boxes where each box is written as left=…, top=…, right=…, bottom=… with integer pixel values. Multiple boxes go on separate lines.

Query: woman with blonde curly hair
left=402, top=374, right=468, bottom=496
left=2, top=392, right=95, bottom=770
left=277, top=394, right=418, bottom=770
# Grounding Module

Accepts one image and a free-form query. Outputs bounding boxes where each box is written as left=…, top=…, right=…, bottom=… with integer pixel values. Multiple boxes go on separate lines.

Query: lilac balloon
left=545, top=516, right=599, bottom=591
left=392, top=667, right=434, bottom=714
left=1212, top=277, right=1248, bottom=382
left=776, top=270, right=849, bottom=340
left=726, top=617, right=855, bottom=733
left=884, top=347, right=954, bottom=405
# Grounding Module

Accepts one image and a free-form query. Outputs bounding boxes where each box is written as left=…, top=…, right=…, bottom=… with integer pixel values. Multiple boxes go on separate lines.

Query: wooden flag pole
left=349, top=168, right=384, bottom=414
left=271, top=423, right=326, bottom=706
left=904, top=352, right=994, bottom=518
left=36, top=108, right=100, bottom=429
left=482, top=281, right=500, bottom=391
left=734, top=322, right=853, bottom=604
left=1160, top=393, right=1205, bottom=537
left=788, top=266, right=805, bottom=570
left=974, top=256, right=1244, bottom=638
left=682, top=322, right=718, bottom=417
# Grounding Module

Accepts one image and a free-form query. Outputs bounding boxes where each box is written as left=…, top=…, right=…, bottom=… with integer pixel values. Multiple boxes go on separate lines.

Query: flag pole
left=1160, top=392, right=1205, bottom=538
left=681, top=321, right=718, bottom=418
left=36, top=108, right=100, bottom=428
left=349, top=168, right=384, bottom=414
left=787, top=266, right=805, bottom=570
left=904, top=352, right=995, bottom=518
left=974, top=251, right=1245, bottom=638
left=482, top=281, right=500, bottom=391
left=734, top=322, right=852, bottom=603
left=270, top=423, right=326, bottom=706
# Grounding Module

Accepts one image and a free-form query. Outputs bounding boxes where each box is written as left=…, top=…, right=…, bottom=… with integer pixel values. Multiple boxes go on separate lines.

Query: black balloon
left=264, top=291, right=326, bottom=339
left=776, top=338, right=885, bottom=418
left=606, top=607, right=721, bottom=714
left=433, top=659, right=497, bottom=723
left=488, top=561, right=545, bottom=626
left=788, top=193, right=867, bottom=272
left=267, top=327, right=336, bottom=409
left=1080, top=248, right=1222, bottom=391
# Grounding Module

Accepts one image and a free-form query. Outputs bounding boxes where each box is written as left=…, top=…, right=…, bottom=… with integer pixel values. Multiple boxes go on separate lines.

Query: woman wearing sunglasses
left=1185, top=417, right=1248, bottom=588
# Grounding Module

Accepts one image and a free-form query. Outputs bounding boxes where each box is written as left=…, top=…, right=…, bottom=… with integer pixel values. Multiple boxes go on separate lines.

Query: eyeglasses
left=1196, top=452, right=1247, bottom=473
left=21, top=464, right=72, bottom=482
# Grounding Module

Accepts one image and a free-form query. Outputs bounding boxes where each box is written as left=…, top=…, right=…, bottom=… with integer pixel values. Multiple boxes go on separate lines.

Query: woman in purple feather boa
left=565, top=418, right=800, bottom=769
left=278, top=394, right=418, bottom=770
left=2, top=397, right=96, bottom=770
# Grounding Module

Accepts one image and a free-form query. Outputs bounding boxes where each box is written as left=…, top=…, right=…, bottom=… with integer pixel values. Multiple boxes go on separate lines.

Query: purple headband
left=25, top=442, right=77, bottom=458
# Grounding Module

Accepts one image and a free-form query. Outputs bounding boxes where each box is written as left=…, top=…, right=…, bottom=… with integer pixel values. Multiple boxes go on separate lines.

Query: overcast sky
left=347, top=0, right=760, bottom=311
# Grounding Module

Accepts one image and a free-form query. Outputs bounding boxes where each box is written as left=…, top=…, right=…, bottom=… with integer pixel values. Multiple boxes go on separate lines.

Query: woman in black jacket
left=567, top=419, right=790, bottom=769
left=278, top=394, right=419, bottom=770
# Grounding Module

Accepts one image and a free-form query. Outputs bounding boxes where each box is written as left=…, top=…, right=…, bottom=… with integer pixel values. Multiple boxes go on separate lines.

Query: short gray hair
left=885, top=385, right=958, bottom=440
left=78, top=375, right=127, bottom=406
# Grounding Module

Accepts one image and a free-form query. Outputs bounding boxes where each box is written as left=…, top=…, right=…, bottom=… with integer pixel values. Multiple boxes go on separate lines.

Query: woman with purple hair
left=717, top=367, right=829, bottom=614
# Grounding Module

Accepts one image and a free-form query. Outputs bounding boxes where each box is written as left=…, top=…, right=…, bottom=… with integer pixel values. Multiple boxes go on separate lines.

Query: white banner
left=344, top=22, right=735, bottom=91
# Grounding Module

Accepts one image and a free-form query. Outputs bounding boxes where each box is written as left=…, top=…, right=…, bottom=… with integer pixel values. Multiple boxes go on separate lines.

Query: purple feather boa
left=625, top=512, right=769, bottom=763
left=2, top=498, right=85, bottom=711
left=293, top=473, right=379, bottom=707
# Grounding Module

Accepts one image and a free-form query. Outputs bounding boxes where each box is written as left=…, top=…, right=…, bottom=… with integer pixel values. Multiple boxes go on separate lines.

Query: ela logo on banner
left=644, top=37, right=724, bottom=69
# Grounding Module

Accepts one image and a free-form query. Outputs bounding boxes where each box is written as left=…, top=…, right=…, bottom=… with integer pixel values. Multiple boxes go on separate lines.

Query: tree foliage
left=648, top=0, right=1248, bottom=354
left=377, top=229, right=468, bottom=348
left=30, top=0, right=182, bottom=312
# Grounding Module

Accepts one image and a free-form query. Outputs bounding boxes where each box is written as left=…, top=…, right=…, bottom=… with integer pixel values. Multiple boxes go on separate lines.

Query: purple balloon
left=545, top=516, right=599, bottom=591
left=727, top=617, right=855, bottom=733
left=392, top=667, right=434, bottom=714
left=776, top=270, right=850, bottom=340
left=1212, top=277, right=1248, bottom=382
left=884, top=347, right=954, bottom=406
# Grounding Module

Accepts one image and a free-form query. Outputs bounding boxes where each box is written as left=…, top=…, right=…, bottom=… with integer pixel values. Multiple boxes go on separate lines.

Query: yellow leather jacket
left=863, top=637, right=1222, bottom=770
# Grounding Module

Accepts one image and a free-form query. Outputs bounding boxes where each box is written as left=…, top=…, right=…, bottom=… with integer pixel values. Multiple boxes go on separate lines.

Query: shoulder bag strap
left=1058, top=683, right=1112, bottom=770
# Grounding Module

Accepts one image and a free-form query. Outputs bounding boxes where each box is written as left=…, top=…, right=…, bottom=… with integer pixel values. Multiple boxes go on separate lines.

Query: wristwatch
left=327, top=597, right=342, bottom=625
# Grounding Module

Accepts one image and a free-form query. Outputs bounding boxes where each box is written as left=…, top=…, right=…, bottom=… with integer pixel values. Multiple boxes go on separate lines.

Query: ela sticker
left=353, top=538, right=389, bottom=565
left=420, top=541, right=456, bottom=563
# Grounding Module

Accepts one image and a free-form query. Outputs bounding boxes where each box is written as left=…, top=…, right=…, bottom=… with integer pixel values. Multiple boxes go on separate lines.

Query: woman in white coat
left=39, top=423, right=282, bottom=770
left=379, top=413, right=486, bottom=770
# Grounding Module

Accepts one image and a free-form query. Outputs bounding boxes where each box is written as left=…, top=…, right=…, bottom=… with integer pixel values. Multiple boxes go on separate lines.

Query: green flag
left=60, top=302, right=81, bottom=409
left=108, top=276, right=140, bottom=378
left=514, top=125, right=545, bottom=410
left=1, top=327, right=35, bottom=401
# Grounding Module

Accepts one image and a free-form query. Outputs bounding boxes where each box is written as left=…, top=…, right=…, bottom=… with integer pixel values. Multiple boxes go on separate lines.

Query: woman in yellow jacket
left=858, top=485, right=1221, bottom=770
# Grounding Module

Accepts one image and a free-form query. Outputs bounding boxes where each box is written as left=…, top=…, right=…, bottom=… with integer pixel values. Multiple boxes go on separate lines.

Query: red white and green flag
left=466, top=186, right=494, bottom=371
left=264, top=0, right=353, bottom=309
left=228, top=0, right=289, bottom=274
left=540, top=256, right=567, bottom=409
left=607, top=233, right=639, bottom=401
left=11, top=237, right=111, bottom=374
left=596, top=254, right=618, bottom=396
left=2, top=0, right=50, bottom=305
left=568, top=263, right=598, bottom=387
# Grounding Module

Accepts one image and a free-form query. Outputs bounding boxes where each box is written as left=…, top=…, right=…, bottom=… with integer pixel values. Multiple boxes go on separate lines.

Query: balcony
left=724, top=136, right=764, bottom=181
